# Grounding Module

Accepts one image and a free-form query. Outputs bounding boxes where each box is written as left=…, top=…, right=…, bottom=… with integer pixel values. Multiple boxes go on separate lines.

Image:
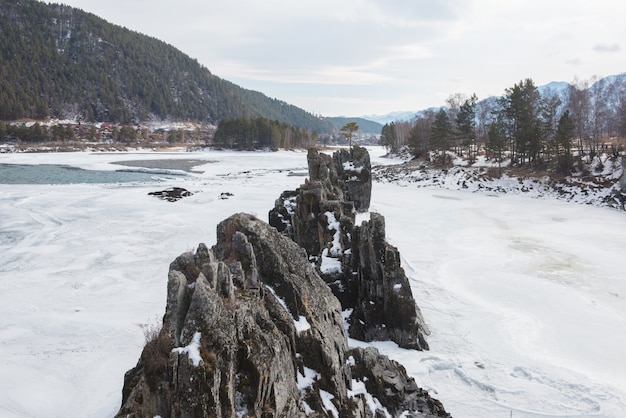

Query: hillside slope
left=325, top=116, right=383, bottom=134
left=0, top=0, right=334, bottom=132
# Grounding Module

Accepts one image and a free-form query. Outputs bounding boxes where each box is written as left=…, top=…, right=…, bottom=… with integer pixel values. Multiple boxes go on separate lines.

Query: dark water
left=0, top=163, right=177, bottom=184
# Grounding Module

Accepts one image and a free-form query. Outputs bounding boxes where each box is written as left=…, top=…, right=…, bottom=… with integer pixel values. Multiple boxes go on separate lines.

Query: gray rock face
left=269, top=147, right=430, bottom=350
left=307, top=146, right=372, bottom=213
left=349, top=213, right=430, bottom=350
left=116, top=213, right=448, bottom=418
left=348, top=347, right=449, bottom=418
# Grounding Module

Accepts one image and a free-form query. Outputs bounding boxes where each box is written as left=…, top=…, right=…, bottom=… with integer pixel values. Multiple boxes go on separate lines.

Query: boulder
left=148, top=187, right=193, bottom=202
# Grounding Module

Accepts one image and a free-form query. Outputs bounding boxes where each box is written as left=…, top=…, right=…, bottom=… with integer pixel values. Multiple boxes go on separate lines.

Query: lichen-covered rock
left=116, top=213, right=447, bottom=418
left=269, top=147, right=429, bottom=350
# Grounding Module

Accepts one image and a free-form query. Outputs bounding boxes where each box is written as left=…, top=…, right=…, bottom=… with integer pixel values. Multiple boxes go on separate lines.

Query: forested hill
left=326, top=117, right=383, bottom=134
left=0, top=0, right=334, bottom=132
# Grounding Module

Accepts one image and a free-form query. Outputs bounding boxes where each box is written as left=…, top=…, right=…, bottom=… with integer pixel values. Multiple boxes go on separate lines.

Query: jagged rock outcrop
left=348, top=213, right=429, bottom=350
left=116, top=213, right=448, bottom=418
left=306, top=146, right=372, bottom=213
left=348, top=347, right=448, bottom=417
left=269, top=147, right=429, bottom=350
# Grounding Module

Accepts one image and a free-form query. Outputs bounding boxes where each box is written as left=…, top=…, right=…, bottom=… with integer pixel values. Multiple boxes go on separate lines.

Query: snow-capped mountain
left=537, top=80, right=570, bottom=96
left=359, top=110, right=419, bottom=125
left=358, top=74, right=625, bottom=125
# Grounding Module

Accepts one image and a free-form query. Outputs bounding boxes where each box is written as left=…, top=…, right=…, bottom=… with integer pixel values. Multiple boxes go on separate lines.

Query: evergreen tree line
left=0, top=122, right=71, bottom=142
left=0, top=121, right=146, bottom=143
left=213, top=117, right=318, bottom=150
left=0, top=0, right=334, bottom=133
left=381, top=76, right=626, bottom=173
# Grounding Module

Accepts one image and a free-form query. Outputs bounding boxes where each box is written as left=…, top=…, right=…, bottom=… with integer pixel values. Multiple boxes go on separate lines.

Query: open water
left=0, top=163, right=177, bottom=184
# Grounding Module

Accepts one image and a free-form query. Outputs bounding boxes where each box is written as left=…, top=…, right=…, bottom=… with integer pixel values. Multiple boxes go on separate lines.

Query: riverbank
left=374, top=153, right=626, bottom=210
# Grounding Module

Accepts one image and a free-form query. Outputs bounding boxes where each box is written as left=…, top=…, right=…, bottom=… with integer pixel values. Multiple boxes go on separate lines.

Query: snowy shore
left=373, top=153, right=626, bottom=210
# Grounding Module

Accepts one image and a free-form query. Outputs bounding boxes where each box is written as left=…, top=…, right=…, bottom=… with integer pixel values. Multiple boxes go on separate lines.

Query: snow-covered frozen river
left=1, top=147, right=625, bottom=417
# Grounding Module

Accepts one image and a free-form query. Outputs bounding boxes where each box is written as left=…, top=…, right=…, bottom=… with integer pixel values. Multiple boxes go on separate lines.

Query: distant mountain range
left=358, top=75, right=626, bottom=125
left=536, top=81, right=571, bottom=95
left=358, top=111, right=419, bottom=125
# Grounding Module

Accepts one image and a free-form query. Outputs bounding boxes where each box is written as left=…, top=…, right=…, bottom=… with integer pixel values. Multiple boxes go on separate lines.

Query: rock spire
left=269, top=146, right=430, bottom=350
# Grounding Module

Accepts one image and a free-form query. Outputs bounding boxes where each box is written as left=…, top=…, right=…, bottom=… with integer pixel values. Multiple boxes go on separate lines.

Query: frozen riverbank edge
left=4, top=143, right=625, bottom=211
left=373, top=154, right=626, bottom=211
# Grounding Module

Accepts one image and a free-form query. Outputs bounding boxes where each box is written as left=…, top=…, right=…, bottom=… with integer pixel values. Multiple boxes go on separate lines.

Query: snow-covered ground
left=373, top=153, right=626, bottom=210
left=1, top=147, right=625, bottom=417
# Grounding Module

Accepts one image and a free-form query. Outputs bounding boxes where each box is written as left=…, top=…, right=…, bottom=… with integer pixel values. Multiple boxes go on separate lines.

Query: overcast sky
left=57, top=0, right=625, bottom=117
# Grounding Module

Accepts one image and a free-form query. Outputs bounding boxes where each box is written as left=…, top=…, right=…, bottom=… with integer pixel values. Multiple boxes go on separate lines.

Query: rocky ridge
left=269, top=146, right=430, bottom=350
left=116, top=213, right=448, bottom=417
left=116, top=147, right=448, bottom=417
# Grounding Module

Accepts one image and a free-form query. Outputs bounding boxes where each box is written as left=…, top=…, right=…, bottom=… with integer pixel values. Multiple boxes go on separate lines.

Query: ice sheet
left=1, top=147, right=625, bottom=417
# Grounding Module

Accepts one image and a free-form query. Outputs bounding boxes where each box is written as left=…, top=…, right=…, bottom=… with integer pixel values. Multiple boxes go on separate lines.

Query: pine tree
left=408, top=116, right=432, bottom=158
left=539, top=91, right=562, bottom=165
left=499, top=79, right=541, bottom=166
left=340, top=122, right=359, bottom=153
left=430, top=108, right=452, bottom=165
left=455, top=94, right=478, bottom=162
left=486, top=118, right=507, bottom=175
left=555, top=110, right=574, bottom=173
left=380, top=123, right=397, bottom=152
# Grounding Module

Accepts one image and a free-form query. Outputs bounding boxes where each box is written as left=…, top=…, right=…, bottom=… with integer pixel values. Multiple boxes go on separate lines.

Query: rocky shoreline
left=372, top=156, right=626, bottom=210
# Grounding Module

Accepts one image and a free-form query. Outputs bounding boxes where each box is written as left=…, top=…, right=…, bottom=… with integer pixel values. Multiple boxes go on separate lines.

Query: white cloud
left=223, top=64, right=390, bottom=86
left=593, top=43, right=621, bottom=53
left=54, top=0, right=626, bottom=116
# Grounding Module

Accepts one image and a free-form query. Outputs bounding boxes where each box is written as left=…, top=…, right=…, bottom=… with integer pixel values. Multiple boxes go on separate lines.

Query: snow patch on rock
left=172, top=332, right=202, bottom=366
